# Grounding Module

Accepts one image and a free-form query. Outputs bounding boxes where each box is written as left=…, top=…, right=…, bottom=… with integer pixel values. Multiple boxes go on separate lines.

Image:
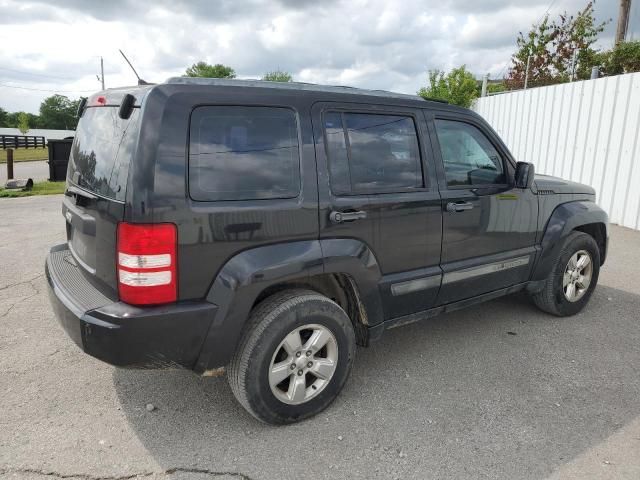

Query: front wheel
left=227, top=289, right=356, bottom=424
left=531, top=231, right=600, bottom=316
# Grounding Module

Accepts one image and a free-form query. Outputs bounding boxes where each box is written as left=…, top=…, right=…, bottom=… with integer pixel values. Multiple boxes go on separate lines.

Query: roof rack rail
left=419, top=96, right=449, bottom=104
left=164, top=77, right=426, bottom=102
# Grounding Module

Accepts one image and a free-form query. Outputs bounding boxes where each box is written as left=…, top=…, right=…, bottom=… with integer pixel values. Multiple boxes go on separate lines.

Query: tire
left=227, top=289, right=356, bottom=424
left=531, top=231, right=600, bottom=316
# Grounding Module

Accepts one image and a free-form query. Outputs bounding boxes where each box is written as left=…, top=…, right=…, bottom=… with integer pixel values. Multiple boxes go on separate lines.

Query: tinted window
left=324, top=112, right=423, bottom=194
left=434, top=119, right=505, bottom=187
left=189, top=106, right=300, bottom=201
left=67, top=107, right=140, bottom=201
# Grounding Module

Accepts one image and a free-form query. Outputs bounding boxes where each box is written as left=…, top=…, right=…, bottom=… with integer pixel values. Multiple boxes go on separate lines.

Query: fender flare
left=194, top=238, right=383, bottom=372
left=530, top=200, right=608, bottom=283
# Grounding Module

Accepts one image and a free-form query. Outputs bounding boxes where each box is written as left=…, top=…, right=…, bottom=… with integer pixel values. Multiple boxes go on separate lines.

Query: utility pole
left=100, top=56, right=105, bottom=90
left=481, top=74, right=488, bottom=97
left=616, top=0, right=632, bottom=44
left=96, top=56, right=105, bottom=90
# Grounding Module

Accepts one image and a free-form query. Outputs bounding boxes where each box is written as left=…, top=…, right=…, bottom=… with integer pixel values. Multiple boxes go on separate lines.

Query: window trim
left=321, top=108, right=427, bottom=196
left=431, top=114, right=513, bottom=191
left=187, top=105, right=303, bottom=203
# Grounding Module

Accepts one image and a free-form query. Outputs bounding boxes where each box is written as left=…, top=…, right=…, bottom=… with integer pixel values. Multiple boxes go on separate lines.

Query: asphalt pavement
left=0, top=160, right=49, bottom=184
left=1, top=195, right=639, bottom=480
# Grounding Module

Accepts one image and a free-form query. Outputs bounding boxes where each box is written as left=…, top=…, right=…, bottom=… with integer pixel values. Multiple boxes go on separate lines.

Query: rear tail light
left=117, top=223, right=177, bottom=305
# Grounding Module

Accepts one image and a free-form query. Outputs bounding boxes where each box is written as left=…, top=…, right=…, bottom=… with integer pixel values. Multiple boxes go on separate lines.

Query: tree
left=0, top=107, right=8, bottom=127
left=185, top=62, right=236, bottom=78
left=38, top=94, right=80, bottom=130
left=507, top=1, right=609, bottom=88
left=604, top=40, right=640, bottom=75
left=417, top=66, right=478, bottom=108
left=17, top=112, right=29, bottom=134
left=262, top=70, right=293, bottom=82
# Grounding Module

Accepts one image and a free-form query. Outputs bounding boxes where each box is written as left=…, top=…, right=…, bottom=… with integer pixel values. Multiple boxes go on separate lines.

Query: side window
left=434, top=119, right=506, bottom=187
left=324, top=112, right=423, bottom=194
left=189, top=106, right=300, bottom=201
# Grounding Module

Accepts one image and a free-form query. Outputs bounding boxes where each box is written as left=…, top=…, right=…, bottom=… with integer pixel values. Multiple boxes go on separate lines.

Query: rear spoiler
left=77, top=86, right=152, bottom=119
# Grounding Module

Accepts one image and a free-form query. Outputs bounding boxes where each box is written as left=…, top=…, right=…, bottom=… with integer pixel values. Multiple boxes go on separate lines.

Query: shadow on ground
left=113, top=286, right=640, bottom=480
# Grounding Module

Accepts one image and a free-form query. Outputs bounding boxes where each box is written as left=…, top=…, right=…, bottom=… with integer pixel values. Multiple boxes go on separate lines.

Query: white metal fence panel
left=474, top=72, right=640, bottom=230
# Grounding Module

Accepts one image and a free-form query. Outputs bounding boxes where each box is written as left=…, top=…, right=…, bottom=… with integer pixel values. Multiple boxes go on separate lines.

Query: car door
left=312, top=102, right=442, bottom=319
left=425, top=111, right=538, bottom=305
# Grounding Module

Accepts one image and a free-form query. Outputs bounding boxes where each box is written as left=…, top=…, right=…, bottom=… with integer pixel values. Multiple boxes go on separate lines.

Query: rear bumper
left=46, top=244, right=217, bottom=370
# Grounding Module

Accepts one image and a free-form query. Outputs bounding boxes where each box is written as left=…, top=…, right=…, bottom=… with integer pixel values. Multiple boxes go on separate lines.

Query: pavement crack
left=0, top=291, right=40, bottom=318
left=0, top=274, right=44, bottom=292
left=0, top=467, right=255, bottom=480
left=167, top=467, right=255, bottom=479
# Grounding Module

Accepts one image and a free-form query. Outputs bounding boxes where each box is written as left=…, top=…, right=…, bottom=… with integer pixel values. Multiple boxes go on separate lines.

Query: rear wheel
left=531, top=231, right=600, bottom=316
left=228, top=289, right=356, bottom=424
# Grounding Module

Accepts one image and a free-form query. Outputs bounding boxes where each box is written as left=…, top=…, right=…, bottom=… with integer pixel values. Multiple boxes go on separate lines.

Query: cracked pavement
left=1, top=195, right=639, bottom=479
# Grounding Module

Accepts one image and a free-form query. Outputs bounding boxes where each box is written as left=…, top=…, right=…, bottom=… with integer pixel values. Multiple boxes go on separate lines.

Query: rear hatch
left=63, top=89, right=147, bottom=296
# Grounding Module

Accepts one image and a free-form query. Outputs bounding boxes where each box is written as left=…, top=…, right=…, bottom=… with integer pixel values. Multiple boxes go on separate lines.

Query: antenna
left=119, top=49, right=149, bottom=85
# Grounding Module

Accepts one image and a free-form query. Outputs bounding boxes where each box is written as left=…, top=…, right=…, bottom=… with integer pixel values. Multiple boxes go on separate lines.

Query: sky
left=0, top=0, right=633, bottom=114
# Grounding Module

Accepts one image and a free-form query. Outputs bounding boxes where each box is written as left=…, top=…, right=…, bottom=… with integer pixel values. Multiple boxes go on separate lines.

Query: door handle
left=329, top=210, right=367, bottom=223
left=446, top=201, right=474, bottom=213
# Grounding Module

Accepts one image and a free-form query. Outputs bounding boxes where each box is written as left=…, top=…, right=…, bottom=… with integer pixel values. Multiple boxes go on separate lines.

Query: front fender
left=531, top=200, right=608, bottom=282
left=194, top=239, right=383, bottom=372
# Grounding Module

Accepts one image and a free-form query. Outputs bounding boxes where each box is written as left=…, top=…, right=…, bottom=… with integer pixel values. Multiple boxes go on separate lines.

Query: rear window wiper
left=66, top=185, right=98, bottom=200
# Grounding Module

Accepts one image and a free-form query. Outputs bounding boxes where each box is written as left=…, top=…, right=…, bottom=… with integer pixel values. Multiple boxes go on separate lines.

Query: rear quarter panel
left=126, top=86, right=319, bottom=300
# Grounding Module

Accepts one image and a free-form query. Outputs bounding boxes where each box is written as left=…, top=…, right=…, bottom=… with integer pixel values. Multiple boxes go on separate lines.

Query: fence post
left=7, top=148, right=14, bottom=180
left=481, top=74, right=488, bottom=97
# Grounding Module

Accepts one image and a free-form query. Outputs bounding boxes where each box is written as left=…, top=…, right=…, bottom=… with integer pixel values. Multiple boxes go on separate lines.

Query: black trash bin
left=47, top=138, right=73, bottom=182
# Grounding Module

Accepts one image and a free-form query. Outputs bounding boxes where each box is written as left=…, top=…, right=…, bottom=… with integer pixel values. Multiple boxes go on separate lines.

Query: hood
left=533, top=174, right=595, bottom=196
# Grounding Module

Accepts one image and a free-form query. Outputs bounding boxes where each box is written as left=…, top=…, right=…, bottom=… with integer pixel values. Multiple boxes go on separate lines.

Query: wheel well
left=251, top=273, right=371, bottom=346
left=574, top=223, right=607, bottom=265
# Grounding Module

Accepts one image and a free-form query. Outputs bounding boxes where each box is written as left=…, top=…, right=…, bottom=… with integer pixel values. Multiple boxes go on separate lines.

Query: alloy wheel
left=563, top=249, right=593, bottom=302
left=268, top=324, right=339, bottom=405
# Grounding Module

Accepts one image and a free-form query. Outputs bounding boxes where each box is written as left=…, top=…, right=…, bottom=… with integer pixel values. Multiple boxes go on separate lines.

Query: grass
left=0, top=147, right=49, bottom=163
left=0, top=181, right=65, bottom=198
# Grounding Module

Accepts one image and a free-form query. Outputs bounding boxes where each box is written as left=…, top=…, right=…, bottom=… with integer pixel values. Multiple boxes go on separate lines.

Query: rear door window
left=324, top=112, right=423, bottom=194
left=67, top=107, right=140, bottom=201
left=189, top=106, right=300, bottom=201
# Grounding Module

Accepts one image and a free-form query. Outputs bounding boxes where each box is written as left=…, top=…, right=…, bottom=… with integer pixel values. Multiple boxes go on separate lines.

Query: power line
left=0, top=66, right=77, bottom=81
left=0, top=82, right=95, bottom=93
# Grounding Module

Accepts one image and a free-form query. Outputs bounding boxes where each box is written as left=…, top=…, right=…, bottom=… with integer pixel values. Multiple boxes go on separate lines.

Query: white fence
left=474, top=72, right=640, bottom=230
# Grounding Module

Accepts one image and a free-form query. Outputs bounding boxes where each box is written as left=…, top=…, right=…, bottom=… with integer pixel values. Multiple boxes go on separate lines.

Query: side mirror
left=514, top=162, right=535, bottom=189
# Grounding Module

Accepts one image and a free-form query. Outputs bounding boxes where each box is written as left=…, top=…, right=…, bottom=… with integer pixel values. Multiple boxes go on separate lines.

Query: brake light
left=88, top=94, right=107, bottom=106
left=117, top=223, right=177, bottom=305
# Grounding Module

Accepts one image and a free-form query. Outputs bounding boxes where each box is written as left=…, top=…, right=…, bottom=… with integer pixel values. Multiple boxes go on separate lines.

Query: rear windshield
left=67, top=107, right=141, bottom=201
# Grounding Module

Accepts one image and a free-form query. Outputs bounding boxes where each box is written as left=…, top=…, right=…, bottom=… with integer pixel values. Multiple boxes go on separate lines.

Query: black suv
left=46, top=78, right=608, bottom=424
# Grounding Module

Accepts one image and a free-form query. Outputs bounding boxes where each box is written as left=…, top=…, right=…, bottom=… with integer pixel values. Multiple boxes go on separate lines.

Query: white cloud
left=0, top=0, right=623, bottom=113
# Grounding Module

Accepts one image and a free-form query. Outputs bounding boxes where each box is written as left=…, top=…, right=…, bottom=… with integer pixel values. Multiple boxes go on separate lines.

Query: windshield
left=67, top=107, right=141, bottom=201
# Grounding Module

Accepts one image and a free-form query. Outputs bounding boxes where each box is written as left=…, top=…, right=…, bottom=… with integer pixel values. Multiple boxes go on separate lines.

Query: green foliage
left=262, top=70, right=293, bottom=82
left=38, top=94, right=80, bottom=130
left=2, top=94, right=81, bottom=131
left=487, top=82, right=507, bottom=94
left=185, top=62, right=236, bottom=78
left=0, top=181, right=65, bottom=198
left=418, top=66, right=478, bottom=108
left=604, top=41, right=640, bottom=75
left=507, top=1, right=609, bottom=87
left=0, top=147, right=48, bottom=163
left=17, top=112, right=29, bottom=134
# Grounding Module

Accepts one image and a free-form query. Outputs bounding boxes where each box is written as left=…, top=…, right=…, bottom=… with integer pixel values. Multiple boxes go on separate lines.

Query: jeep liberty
left=46, top=78, right=608, bottom=424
